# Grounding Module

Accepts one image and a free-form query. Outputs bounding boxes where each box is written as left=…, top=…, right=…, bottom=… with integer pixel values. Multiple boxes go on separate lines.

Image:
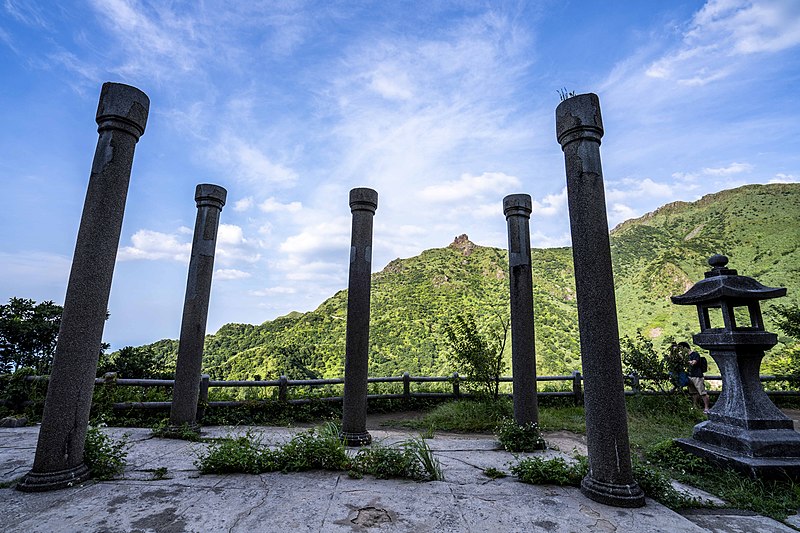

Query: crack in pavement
left=319, top=474, right=341, bottom=532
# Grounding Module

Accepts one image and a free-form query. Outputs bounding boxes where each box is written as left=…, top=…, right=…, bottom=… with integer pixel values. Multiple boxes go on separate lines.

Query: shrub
left=511, top=455, right=587, bottom=486
left=496, top=419, right=546, bottom=452
left=83, top=425, right=129, bottom=480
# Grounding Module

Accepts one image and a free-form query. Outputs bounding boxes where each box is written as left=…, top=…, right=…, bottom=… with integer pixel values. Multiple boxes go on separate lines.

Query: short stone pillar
left=340, top=188, right=378, bottom=446
left=503, top=194, right=539, bottom=425
left=672, top=254, right=800, bottom=478
left=18, top=83, right=149, bottom=492
left=169, top=184, right=227, bottom=431
left=556, top=93, right=644, bottom=507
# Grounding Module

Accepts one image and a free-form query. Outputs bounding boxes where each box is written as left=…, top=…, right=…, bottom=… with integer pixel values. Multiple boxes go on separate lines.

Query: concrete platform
left=1, top=425, right=797, bottom=532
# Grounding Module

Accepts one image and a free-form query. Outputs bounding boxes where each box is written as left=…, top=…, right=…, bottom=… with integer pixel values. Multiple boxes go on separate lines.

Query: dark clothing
left=688, top=350, right=703, bottom=378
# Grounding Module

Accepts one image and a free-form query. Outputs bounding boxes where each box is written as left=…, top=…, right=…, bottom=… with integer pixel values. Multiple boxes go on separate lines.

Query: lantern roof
left=671, top=254, right=786, bottom=306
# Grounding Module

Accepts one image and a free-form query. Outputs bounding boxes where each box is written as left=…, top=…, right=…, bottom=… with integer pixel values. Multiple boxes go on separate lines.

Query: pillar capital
left=95, top=82, right=150, bottom=140
left=555, top=93, right=603, bottom=148
left=503, top=194, right=532, bottom=219
left=195, top=184, right=227, bottom=210
left=349, top=187, right=378, bottom=214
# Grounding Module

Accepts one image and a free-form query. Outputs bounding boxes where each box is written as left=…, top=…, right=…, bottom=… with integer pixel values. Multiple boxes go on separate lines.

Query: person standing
left=680, top=341, right=710, bottom=414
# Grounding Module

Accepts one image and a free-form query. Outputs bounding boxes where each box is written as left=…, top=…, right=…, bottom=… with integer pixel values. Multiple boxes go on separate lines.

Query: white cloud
left=607, top=178, right=675, bottom=203
left=215, top=268, right=251, bottom=280
left=210, top=132, right=298, bottom=187
left=233, top=197, right=254, bottom=212
left=531, top=231, right=571, bottom=249
left=609, top=203, right=640, bottom=227
left=250, top=286, right=297, bottom=297
left=0, top=251, right=71, bottom=286
left=118, top=224, right=259, bottom=266
left=259, top=197, right=302, bottom=213
left=532, top=188, right=567, bottom=217
left=419, top=172, right=521, bottom=202
left=702, top=162, right=754, bottom=175
left=4, top=0, right=50, bottom=29
left=770, top=173, right=799, bottom=183
left=279, top=217, right=350, bottom=255
left=646, top=0, right=800, bottom=85
left=118, top=230, right=191, bottom=262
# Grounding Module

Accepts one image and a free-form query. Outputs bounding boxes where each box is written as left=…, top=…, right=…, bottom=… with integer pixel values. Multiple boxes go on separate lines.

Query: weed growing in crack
left=84, top=425, right=129, bottom=481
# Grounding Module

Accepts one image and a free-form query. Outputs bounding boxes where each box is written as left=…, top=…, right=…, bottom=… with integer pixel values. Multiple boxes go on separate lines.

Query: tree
left=0, top=298, right=62, bottom=374
left=620, top=332, right=673, bottom=393
left=444, top=313, right=508, bottom=400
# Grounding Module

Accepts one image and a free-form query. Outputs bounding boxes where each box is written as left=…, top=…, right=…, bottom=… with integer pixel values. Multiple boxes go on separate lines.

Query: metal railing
left=16, top=371, right=800, bottom=412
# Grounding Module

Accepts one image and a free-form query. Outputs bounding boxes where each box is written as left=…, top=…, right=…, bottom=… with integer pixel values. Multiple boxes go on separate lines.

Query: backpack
left=700, top=356, right=708, bottom=374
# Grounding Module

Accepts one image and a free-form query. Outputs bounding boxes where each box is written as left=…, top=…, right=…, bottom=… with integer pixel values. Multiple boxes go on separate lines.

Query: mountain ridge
left=136, top=183, right=799, bottom=382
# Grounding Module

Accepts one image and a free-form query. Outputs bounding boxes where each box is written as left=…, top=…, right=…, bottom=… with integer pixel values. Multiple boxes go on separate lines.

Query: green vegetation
left=443, top=313, right=508, bottom=399
left=195, top=423, right=442, bottom=481
left=495, top=419, right=546, bottom=452
left=83, top=425, right=129, bottom=481
left=0, top=298, right=62, bottom=374
left=114, top=183, right=798, bottom=389
left=644, top=440, right=800, bottom=520
left=351, top=437, right=443, bottom=481
left=399, top=398, right=512, bottom=432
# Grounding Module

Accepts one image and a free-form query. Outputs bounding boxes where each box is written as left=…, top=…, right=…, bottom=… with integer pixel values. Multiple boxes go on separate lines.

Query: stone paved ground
left=1, top=424, right=798, bottom=532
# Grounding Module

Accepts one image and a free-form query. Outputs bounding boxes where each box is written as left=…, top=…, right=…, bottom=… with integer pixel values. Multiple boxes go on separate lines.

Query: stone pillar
left=169, top=184, right=227, bottom=431
left=340, top=188, right=378, bottom=446
left=18, top=83, right=149, bottom=492
left=555, top=93, right=644, bottom=507
left=503, top=194, right=539, bottom=425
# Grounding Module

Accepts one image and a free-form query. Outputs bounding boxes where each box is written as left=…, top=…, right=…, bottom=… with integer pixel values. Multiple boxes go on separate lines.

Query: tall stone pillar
left=169, top=184, right=227, bottom=430
left=503, top=194, right=539, bottom=425
left=18, top=83, right=149, bottom=492
left=555, top=93, right=644, bottom=507
left=340, top=188, right=378, bottom=446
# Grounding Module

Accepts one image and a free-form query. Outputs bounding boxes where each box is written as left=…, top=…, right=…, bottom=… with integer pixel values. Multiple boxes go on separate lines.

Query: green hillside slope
left=136, top=183, right=799, bottom=381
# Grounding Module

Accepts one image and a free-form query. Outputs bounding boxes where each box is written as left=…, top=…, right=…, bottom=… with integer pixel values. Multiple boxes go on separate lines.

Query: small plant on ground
left=279, top=422, right=349, bottom=472
left=149, top=467, right=169, bottom=480
left=496, top=419, right=546, bottom=452
left=151, top=419, right=201, bottom=441
left=196, top=430, right=279, bottom=474
left=83, top=425, right=129, bottom=481
left=483, top=467, right=506, bottom=479
left=196, top=424, right=443, bottom=482
left=351, top=436, right=443, bottom=481
left=511, top=455, right=587, bottom=486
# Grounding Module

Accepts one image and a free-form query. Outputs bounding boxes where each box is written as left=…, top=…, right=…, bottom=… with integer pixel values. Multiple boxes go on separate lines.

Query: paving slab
left=1, top=424, right=797, bottom=532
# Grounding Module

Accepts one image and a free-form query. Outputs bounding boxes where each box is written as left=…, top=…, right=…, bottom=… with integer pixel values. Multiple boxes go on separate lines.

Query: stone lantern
left=671, top=254, right=800, bottom=478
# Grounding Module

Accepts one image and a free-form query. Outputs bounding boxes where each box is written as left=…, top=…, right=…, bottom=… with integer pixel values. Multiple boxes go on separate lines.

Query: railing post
left=403, top=372, right=411, bottom=399
left=452, top=372, right=461, bottom=398
left=572, top=370, right=583, bottom=406
left=630, top=372, right=640, bottom=394
left=196, top=374, right=210, bottom=422
left=278, top=375, right=288, bottom=403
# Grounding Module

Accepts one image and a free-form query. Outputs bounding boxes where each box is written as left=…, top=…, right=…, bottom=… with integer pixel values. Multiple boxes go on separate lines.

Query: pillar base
left=676, top=438, right=800, bottom=480
left=580, top=475, right=645, bottom=508
left=16, top=463, right=91, bottom=492
left=340, top=429, right=372, bottom=447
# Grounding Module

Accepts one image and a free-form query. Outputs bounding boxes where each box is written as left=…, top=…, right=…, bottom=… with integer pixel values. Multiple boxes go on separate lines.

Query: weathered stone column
left=18, top=83, right=149, bottom=492
left=556, top=93, right=644, bottom=507
left=340, top=188, right=378, bottom=446
left=503, top=194, right=539, bottom=425
left=169, top=184, right=227, bottom=431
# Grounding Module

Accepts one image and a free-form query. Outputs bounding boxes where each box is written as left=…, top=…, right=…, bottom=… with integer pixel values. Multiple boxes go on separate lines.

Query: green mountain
left=138, top=183, right=800, bottom=381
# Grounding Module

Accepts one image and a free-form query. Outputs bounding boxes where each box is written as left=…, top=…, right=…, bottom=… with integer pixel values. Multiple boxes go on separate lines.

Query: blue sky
left=1, top=0, right=799, bottom=350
